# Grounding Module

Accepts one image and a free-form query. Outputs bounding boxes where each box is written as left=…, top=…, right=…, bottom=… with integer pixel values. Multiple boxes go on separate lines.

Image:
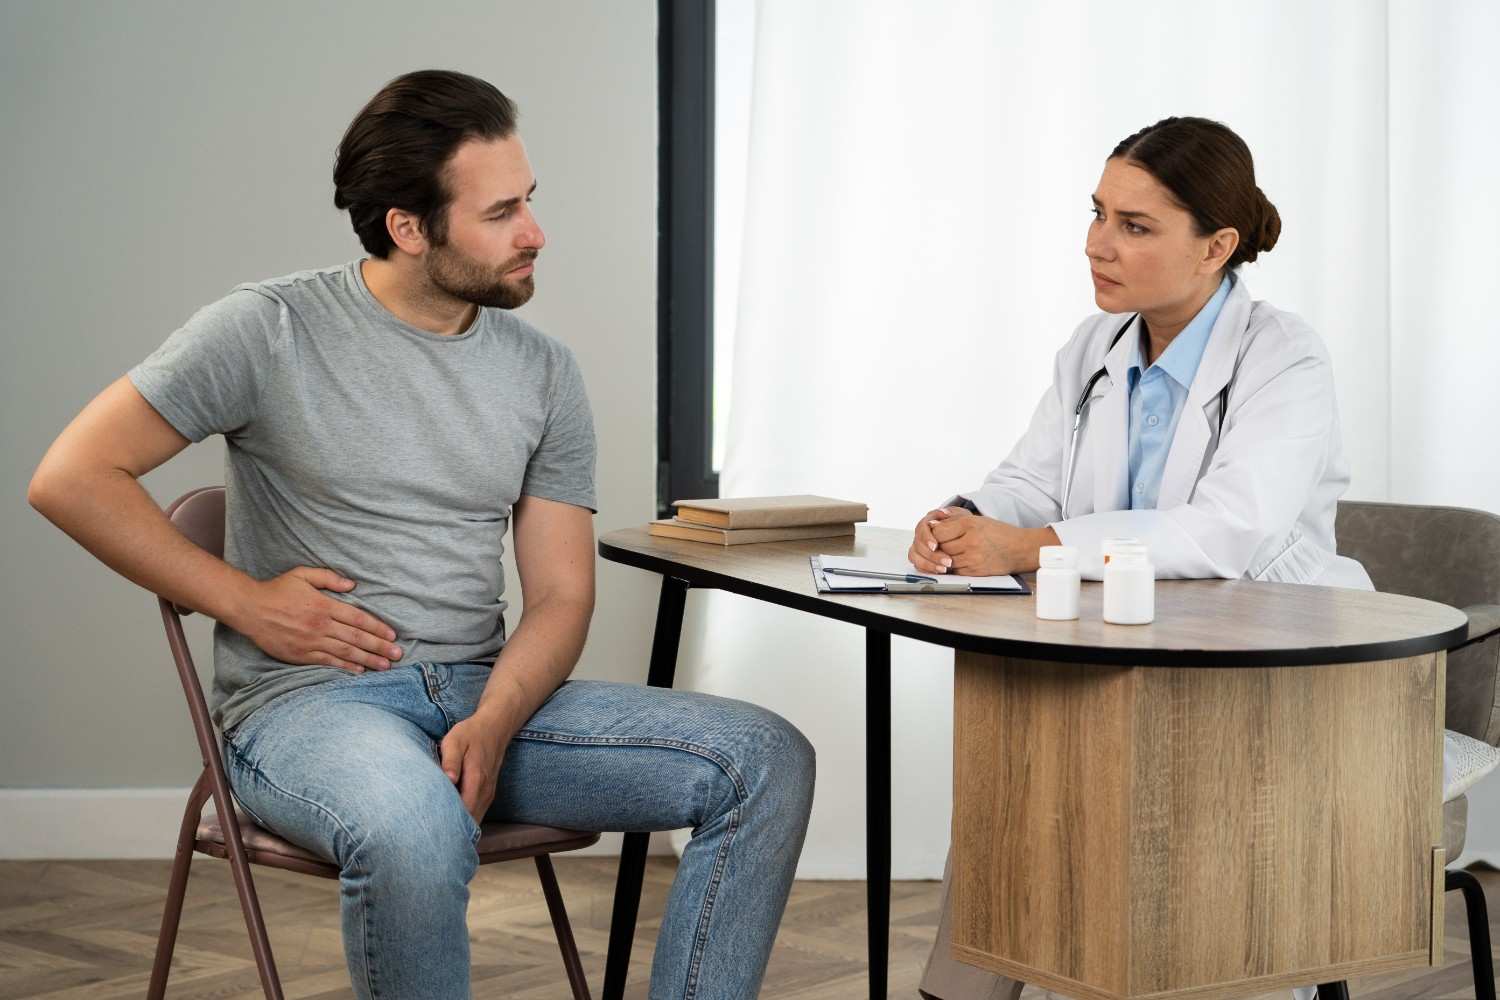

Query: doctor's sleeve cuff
left=941, top=495, right=981, bottom=514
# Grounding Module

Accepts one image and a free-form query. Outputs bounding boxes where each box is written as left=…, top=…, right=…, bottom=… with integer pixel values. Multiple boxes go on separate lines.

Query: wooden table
left=596, top=525, right=1468, bottom=999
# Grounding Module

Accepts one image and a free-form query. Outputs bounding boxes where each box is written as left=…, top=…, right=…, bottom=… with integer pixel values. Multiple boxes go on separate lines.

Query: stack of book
left=650, top=494, right=868, bottom=546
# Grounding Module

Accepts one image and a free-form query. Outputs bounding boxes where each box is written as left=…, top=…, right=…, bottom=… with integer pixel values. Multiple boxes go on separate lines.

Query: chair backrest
left=1337, top=499, right=1500, bottom=742
left=165, top=486, right=226, bottom=611
left=1336, top=500, right=1500, bottom=612
left=160, top=486, right=228, bottom=775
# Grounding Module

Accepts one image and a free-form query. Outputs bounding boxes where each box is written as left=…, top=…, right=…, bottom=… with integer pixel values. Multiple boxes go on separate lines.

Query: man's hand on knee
left=440, top=716, right=508, bottom=824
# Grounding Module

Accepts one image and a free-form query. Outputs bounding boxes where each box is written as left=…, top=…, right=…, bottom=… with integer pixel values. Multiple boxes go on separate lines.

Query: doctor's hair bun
left=1111, top=117, right=1279, bottom=269
left=1253, top=187, right=1281, bottom=255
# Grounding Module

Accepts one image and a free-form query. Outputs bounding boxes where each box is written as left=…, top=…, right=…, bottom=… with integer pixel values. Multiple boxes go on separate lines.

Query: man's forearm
left=473, top=595, right=593, bottom=735
left=29, top=466, right=256, bottom=626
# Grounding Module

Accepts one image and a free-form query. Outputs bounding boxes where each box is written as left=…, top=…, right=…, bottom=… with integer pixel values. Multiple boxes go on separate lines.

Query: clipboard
left=810, top=556, right=1031, bottom=595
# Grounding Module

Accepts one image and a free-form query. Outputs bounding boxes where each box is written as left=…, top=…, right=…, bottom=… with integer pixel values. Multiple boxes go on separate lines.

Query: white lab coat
left=954, top=276, right=1372, bottom=589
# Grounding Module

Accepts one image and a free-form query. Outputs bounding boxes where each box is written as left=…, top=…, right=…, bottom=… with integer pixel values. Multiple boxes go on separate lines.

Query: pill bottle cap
left=1106, top=541, right=1151, bottom=566
left=1101, top=536, right=1143, bottom=563
left=1038, top=545, right=1079, bottom=570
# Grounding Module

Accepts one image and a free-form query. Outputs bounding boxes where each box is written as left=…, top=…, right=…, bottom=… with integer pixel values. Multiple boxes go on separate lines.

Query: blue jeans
left=220, top=663, right=816, bottom=1000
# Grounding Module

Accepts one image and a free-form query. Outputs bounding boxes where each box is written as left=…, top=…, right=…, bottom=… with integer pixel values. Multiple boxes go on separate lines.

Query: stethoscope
left=1059, top=313, right=1232, bottom=515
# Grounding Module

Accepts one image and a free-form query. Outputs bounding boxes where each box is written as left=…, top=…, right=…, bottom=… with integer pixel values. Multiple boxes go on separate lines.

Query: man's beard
left=424, top=242, right=537, bottom=309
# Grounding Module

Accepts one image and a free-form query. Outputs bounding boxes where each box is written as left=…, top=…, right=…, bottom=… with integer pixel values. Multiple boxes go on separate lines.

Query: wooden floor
left=0, top=857, right=1494, bottom=998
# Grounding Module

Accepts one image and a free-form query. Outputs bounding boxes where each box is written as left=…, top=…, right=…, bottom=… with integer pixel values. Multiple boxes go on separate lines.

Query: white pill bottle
left=1034, top=545, right=1081, bottom=620
left=1102, top=541, right=1155, bottom=625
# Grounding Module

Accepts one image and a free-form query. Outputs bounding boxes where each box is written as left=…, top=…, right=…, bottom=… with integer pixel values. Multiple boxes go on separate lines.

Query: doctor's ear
left=1200, top=226, right=1240, bottom=274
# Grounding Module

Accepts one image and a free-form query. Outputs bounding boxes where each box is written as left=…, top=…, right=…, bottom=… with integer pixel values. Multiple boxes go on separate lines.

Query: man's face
left=425, top=134, right=545, bottom=309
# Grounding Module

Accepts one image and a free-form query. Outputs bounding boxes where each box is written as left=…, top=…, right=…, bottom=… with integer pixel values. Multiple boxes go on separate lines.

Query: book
left=649, top=518, right=858, bottom=546
left=672, top=494, right=869, bottom=530
left=811, top=555, right=1028, bottom=594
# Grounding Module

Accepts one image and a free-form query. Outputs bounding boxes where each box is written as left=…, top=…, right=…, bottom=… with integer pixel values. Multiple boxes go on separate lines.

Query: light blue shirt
left=1126, top=275, right=1232, bottom=510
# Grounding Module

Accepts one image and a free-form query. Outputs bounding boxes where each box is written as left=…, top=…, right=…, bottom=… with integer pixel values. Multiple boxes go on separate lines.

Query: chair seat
left=195, top=810, right=601, bottom=879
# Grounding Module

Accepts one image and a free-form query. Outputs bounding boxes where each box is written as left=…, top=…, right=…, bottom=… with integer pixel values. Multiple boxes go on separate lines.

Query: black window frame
left=656, top=0, right=717, bottom=517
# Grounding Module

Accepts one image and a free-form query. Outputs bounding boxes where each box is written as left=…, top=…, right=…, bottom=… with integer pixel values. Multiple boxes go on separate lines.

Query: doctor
left=913, top=116, right=1369, bottom=1000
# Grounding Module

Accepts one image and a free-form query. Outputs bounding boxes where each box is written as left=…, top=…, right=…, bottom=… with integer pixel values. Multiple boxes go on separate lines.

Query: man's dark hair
left=334, top=70, right=519, bottom=258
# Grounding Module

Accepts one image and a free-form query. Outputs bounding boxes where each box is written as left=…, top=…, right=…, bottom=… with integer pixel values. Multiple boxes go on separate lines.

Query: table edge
left=597, top=537, right=1469, bottom=667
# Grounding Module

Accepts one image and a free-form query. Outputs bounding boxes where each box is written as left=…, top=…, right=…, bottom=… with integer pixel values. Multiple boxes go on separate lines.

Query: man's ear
left=385, top=207, right=429, bottom=257
left=1200, top=226, right=1239, bottom=274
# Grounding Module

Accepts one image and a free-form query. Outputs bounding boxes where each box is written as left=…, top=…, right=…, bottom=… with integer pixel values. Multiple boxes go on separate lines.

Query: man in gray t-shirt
left=30, top=70, right=813, bottom=1000
left=128, top=260, right=597, bottom=734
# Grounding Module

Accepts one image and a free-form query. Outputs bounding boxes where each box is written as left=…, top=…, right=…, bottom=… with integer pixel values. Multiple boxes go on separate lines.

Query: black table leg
left=867, top=629, right=892, bottom=1000
left=1447, top=869, right=1496, bottom=1000
left=1317, top=983, right=1351, bottom=999
left=603, top=576, right=689, bottom=1000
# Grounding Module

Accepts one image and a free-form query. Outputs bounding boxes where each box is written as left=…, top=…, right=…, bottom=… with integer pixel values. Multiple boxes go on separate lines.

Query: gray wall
left=0, top=1, right=659, bottom=787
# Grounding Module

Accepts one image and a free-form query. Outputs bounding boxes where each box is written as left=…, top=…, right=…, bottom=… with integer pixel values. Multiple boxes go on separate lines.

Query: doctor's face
left=1084, top=158, right=1221, bottom=316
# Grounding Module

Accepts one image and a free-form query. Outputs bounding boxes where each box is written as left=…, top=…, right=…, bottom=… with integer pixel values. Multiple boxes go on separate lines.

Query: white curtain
left=682, top=0, right=1500, bottom=878
left=1387, top=1, right=1500, bottom=864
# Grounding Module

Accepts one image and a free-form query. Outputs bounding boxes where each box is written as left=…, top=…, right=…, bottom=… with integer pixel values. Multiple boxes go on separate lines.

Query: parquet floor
left=0, top=857, right=1495, bottom=998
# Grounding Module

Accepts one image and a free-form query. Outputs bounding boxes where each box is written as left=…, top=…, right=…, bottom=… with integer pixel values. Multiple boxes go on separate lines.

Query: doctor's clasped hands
left=907, top=505, right=1060, bottom=576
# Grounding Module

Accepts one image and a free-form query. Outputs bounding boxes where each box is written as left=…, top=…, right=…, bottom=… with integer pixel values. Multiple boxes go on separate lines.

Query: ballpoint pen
left=822, top=567, right=937, bottom=584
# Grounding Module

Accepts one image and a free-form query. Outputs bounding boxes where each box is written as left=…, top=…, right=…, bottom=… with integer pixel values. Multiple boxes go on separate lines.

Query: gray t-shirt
left=129, top=261, right=597, bottom=734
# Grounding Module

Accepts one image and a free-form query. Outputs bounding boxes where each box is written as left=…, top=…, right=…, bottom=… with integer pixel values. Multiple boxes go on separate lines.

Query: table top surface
left=598, top=525, right=1470, bottom=666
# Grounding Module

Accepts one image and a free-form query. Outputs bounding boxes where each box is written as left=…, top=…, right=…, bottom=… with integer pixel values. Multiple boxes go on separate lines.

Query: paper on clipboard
left=813, top=555, right=1026, bottom=593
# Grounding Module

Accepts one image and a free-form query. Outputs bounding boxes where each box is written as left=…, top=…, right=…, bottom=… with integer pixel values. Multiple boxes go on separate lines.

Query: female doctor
left=913, top=117, right=1370, bottom=1000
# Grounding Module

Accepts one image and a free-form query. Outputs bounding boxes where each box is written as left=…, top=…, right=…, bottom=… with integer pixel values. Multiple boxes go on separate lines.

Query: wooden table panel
left=953, top=652, right=1446, bottom=1000
left=953, top=661, right=1133, bottom=996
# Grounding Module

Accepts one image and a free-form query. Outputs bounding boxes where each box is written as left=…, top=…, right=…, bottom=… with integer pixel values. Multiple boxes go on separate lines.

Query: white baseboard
left=0, top=788, right=673, bottom=860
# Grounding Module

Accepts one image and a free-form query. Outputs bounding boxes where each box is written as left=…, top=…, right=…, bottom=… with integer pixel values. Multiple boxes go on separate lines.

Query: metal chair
left=146, top=486, right=598, bottom=999
left=1326, top=499, right=1500, bottom=1000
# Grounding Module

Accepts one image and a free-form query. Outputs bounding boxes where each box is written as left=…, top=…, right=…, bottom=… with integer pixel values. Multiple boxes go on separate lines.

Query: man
left=28, top=69, right=814, bottom=1000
